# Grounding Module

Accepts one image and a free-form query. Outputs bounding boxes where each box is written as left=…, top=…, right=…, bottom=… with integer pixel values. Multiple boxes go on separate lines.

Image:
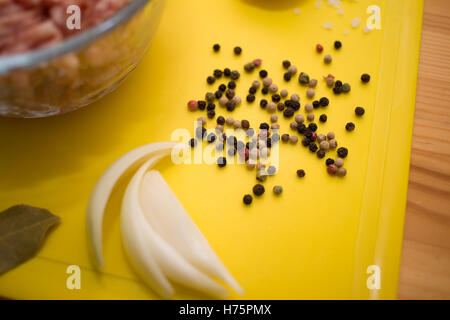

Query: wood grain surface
left=398, top=0, right=450, bottom=300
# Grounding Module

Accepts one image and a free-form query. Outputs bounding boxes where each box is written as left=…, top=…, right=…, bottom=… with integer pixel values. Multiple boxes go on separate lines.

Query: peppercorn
left=187, top=100, right=198, bottom=111
left=261, top=87, right=269, bottom=95
left=269, top=84, right=278, bottom=93
left=226, top=102, right=235, bottom=111
left=324, top=54, right=332, bottom=64
left=216, top=125, right=224, bottom=133
left=306, top=88, right=315, bottom=99
left=319, top=114, right=327, bottom=123
left=290, top=135, right=298, bottom=144
left=361, top=73, right=371, bottom=83
left=252, top=80, right=261, bottom=89
left=217, top=156, right=227, bottom=167
left=309, top=79, right=318, bottom=88
left=244, top=62, right=255, bottom=72
left=233, top=120, right=242, bottom=129
left=247, top=128, right=255, bottom=137
left=207, top=76, right=215, bottom=84
left=259, top=70, right=268, bottom=78
left=317, top=149, right=326, bottom=158
left=271, top=134, right=279, bottom=142
left=197, top=116, right=207, bottom=126
left=345, top=122, right=355, bottom=131
left=207, top=103, right=215, bottom=111
left=234, top=46, right=242, bottom=55
left=309, top=143, right=318, bottom=152
left=326, top=158, right=335, bottom=166
left=337, top=147, right=348, bottom=158
left=259, top=123, right=269, bottom=130
left=327, top=132, right=335, bottom=140
left=283, top=72, right=292, bottom=81
left=256, top=170, right=267, bottom=182
left=297, top=124, right=307, bottom=134
left=355, top=106, right=365, bottom=116
left=334, top=40, right=342, bottom=49
left=277, top=103, right=285, bottom=111
left=316, top=44, right=323, bottom=53
left=301, top=137, right=310, bottom=146
left=291, top=94, right=300, bottom=102
left=317, top=134, right=326, bottom=143
left=270, top=114, right=278, bottom=123
left=243, top=194, right=253, bottom=205
left=329, top=139, right=338, bottom=149
left=196, top=126, right=206, bottom=139
left=267, top=166, right=277, bottom=175
left=299, top=72, right=310, bottom=85
left=312, top=100, right=320, bottom=109
left=267, top=102, right=276, bottom=113
left=297, top=169, right=306, bottom=178
left=189, top=138, right=197, bottom=148
left=226, top=89, right=235, bottom=100
left=292, top=101, right=300, bottom=111
left=308, top=123, right=318, bottom=132
left=198, top=100, right=206, bottom=110
left=271, top=123, right=280, bottom=130
left=228, top=81, right=236, bottom=89
left=232, top=96, right=241, bottom=106
left=327, top=164, right=338, bottom=175
left=283, top=107, right=295, bottom=118
left=336, top=167, right=347, bottom=177
left=319, top=97, right=329, bottom=107
left=307, top=114, right=314, bottom=122
left=311, top=132, right=317, bottom=141
left=342, top=83, right=351, bottom=93
left=207, top=110, right=215, bottom=119
left=214, top=69, right=223, bottom=78
left=247, top=94, right=255, bottom=103
left=206, top=92, right=215, bottom=102
left=273, top=185, right=283, bottom=195
left=259, top=99, right=268, bottom=109
left=333, top=86, right=342, bottom=94
left=224, top=68, right=231, bottom=77
left=272, top=94, right=281, bottom=103
left=230, top=70, right=240, bottom=80
left=282, top=60, right=291, bottom=69
left=335, top=158, right=344, bottom=167
left=241, top=120, right=250, bottom=130
left=253, top=184, right=265, bottom=196
left=326, top=77, right=335, bottom=87
left=288, top=65, right=298, bottom=75
left=213, top=44, right=220, bottom=52
left=216, top=116, right=225, bottom=125
left=282, top=134, right=290, bottom=142
left=207, top=132, right=216, bottom=143
left=215, top=90, right=222, bottom=99
left=320, top=141, right=330, bottom=150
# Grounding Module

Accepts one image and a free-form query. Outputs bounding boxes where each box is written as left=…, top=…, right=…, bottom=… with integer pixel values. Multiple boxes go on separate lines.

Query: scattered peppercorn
left=335, top=158, right=344, bottom=167
left=297, top=169, right=306, bottom=178
left=230, top=70, right=240, bottom=80
left=297, top=124, right=307, bottom=134
left=319, top=97, right=329, bottom=107
left=283, top=107, right=295, bottom=118
left=243, top=194, right=253, bottom=205
left=326, top=158, right=335, bottom=166
left=337, top=147, right=348, bottom=158
left=207, top=103, right=215, bottom=111
left=261, top=87, right=269, bottom=95
left=253, top=59, right=262, bottom=67
left=309, top=143, right=318, bottom=152
left=228, top=81, right=236, bottom=89
left=284, top=72, right=292, bottom=81
left=244, top=62, right=256, bottom=72
left=213, top=44, right=220, bottom=52
left=215, top=90, right=222, bottom=99
left=207, top=110, right=215, bottom=119
left=198, top=100, right=206, bottom=110
left=272, top=94, right=281, bottom=102
left=260, top=123, right=270, bottom=130
left=282, top=134, right=290, bottom=142
left=273, top=185, right=283, bottom=195
left=282, top=60, right=291, bottom=69
left=214, top=69, right=223, bottom=78
left=334, top=40, right=342, bottom=49
left=324, top=54, right=332, bottom=64
left=247, top=94, right=255, bottom=103
left=277, top=103, right=285, bottom=111
left=260, top=99, right=268, bottom=108
left=226, top=102, right=235, bottom=111
left=299, top=72, right=310, bottom=85
left=308, top=123, right=318, bottom=132
left=216, top=116, right=225, bottom=125
left=312, top=100, right=320, bottom=109
left=218, top=84, right=227, bottom=92
left=224, top=68, right=231, bottom=77
left=361, top=73, right=371, bottom=83
left=241, top=120, right=250, bottom=130
left=207, top=76, right=215, bottom=84
left=306, top=88, right=315, bottom=98
left=319, top=114, right=327, bottom=123
left=253, top=184, right=265, bottom=196
left=316, top=44, right=324, bottom=53
left=307, top=114, right=315, bottom=122
left=317, top=149, right=326, bottom=158
left=342, top=83, right=351, bottom=93
left=187, top=100, right=198, bottom=111
left=259, top=70, right=268, bottom=78
left=217, top=157, right=227, bottom=167
left=189, top=138, right=197, bottom=148
left=345, top=122, right=355, bottom=131
left=355, top=106, right=365, bottom=116
left=333, top=86, right=342, bottom=94
left=234, top=46, right=242, bottom=55
left=336, top=167, right=347, bottom=177
left=301, top=137, right=310, bottom=146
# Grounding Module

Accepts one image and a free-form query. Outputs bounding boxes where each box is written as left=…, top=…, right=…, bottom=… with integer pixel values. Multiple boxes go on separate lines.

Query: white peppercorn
left=324, top=54, right=332, bottom=64
left=269, top=83, right=278, bottom=93
left=305, top=103, right=313, bottom=112
left=288, top=65, right=297, bottom=75
left=219, top=96, right=228, bottom=106
left=252, top=80, right=261, bottom=89
left=307, top=113, right=314, bottom=121
left=335, top=158, right=344, bottom=167
left=232, top=95, right=242, bottom=106
left=233, top=120, right=241, bottom=129
left=319, top=140, right=330, bottom=150
left=290, top=121, right=298, bottom=130
left=267, top=102, right=277, bottom=113
left=270, top=114, right=278, bottom=123
left=271, top=123, right=280, bottom=129
left=309, top=79, right=318, bottom=88
left=262, top=77, right=272, bottom=87
left=226, top=117, right=234, bottom=126
left=306, top=88, right=315, bottom=98
left=290, top=135, right=299, bottom=144
left=291, top=94, right=300, bottom=102
left=295, top=114, right=305, bottom=124
left=327, top=132, right=335, bottom=140
left=329, top=139, right=337, bottom=148
left=280, top=89, right=288, bottom=98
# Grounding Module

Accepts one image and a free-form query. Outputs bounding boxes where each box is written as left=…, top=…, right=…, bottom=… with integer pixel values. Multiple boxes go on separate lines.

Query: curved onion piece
left=122, top=156, right=228, bottom=298
left=140, top=171, right=244, bottom=295
left=86, top=142, right=177, bottom=269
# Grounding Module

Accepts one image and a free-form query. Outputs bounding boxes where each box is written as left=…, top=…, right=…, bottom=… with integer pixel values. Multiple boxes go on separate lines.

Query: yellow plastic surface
left=0, top=0, right=423, bottom=299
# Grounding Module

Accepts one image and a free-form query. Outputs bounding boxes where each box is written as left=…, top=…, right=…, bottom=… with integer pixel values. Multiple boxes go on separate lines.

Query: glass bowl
left=0, top=0, right=166, bottom=118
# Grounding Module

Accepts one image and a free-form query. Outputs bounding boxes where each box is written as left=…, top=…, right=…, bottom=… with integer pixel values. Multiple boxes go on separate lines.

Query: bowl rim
left=0, top=0, right=151, bottom=74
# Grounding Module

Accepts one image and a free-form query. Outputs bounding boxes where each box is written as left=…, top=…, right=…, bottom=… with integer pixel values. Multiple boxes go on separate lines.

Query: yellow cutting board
left=0, top=0, right=423, bottom=299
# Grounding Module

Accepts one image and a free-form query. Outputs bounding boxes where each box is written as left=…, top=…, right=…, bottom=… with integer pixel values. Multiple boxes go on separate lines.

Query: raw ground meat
left=0, top=0, right=131, bottom=56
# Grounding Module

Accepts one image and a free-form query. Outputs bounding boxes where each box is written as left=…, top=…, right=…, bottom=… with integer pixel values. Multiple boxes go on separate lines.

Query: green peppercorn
left=205, top=92, right=215, bottom=102
left=253, top=184, right=265, bottom=196
left=299, top=72, right=310, bottom=85
left=345, top=122, right=355, bottom=131
left=273, top=185, right=283, bottom=195
left=355, top=106, right=365, bottom=116
left=296, top=169, right=305, bottom=178
left=244, top=62, right=255, bottom=72
left=342, top=83, right=351, bottom=93
left=243, top=194, right=253, bottom=205
left=230, top=70, right=240, bottom=80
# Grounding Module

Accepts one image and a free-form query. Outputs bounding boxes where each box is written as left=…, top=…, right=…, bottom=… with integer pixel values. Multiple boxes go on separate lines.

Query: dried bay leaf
left=0, top=205, right=60, bottom=275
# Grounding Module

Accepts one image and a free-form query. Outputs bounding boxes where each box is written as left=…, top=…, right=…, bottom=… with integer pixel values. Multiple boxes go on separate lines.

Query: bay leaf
left=0, top=205, right=60, bottom=275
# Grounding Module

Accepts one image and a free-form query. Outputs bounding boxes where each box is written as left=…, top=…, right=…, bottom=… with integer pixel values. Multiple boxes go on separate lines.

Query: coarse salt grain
left=294, top=8, right=301, bottom=15
left=344, top=29, right=350, bottom=35
left=351, top=17, right=361, bottom=28
left=338, top=8, right=344, bottom=15
left=323, top=22, right=333, bottom=30
left=364, top=25, right=371, bottom=34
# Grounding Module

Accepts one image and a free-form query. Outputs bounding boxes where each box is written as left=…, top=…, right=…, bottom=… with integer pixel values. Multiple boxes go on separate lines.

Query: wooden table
left=398, top=0, right=450, bottom=300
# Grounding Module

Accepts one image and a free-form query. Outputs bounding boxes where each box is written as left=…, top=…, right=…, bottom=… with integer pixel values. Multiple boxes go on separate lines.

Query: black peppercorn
left=308, top=123, right=318, bottom=132
left=334, top=40, right=342, bottom=49
left=272, top=94, right=281, bottom=102
left=223, top=68, right=231, bottom=77
left=266, top=138, right=272, bottom=148
left=217, top=116, right=225, bottom=125
left=292, top=101, right=300, bottom=111
left=228, top=81, right=236, bottom=89
left=261, top=87, right=269, bottom=95
left=301, top=137, right=311, bottom=146
left=198, top=100, right=206, bottom=110
left=243, top=194, right=253, bottom=205
left=207, top=110, right=215, bottom=119
left=312, top=100, right=320, bottom=109
left=282, top=60, right=291, bottom=69
left=335, top=80, right=343, bottom=87
left=253, top=184, right=265, bottom=196
left=226, top=102, right=235, bottom=111
left=249, top=86, right=257, bottom=94
left=283, top=107, right=295, bottom=118
left=284, top=72, right=292, bottom=81
left=214, top=69, right=223, bottom=78
left=207, top=132, right=216, bottom=143
left=296, top=169, right=305, bottom=178
left=333, top=86, right=342, bottom=94
left=309, top=143, right=318, bottom=152
left=337, top=147, right=348, bottom=158
left=267, top=166, right=277, bottom=175
left=218, top=84, right=227, bottom=92
left=345, top=122, right=355, bottom=131
left=226, top=89, right=235, bottom=100
left=277, top=103, right=285, bottom=111
left=241, top=120, right=250, bottom=130
left=213, top=44, right=220, bottom=52
left=217, top=157, right=227, bottom=167
left=228, top=148, right=236, bottom=156
left=189, top=138, right=197, bottom=148
left=196, top=126, right=207, bottom=139
left=215, top=91, right=222, bottom=99
left=234, top=46, right=242, bottom=55
left=260, top=123, right=270, bottom=130
left=355, top=106, right=365, bottom=116
left=317, top=149, right=326, bottom=158
left=297, top=123, right=306, bottom=134
left=246, top=94, right=255, bottom=103
left=319, top=97, right=329, bottom=107
left=285, top=100, right=293, bottom=107
left=207, top=103, right=215, bottom=111
left=260, top=99, right=268, bottom=108
left=319, top=114, right=327, bottom=123
left=230, top=70, right=240, bottom=80
left=361, top=73, right=371, bottom=83
left=259, top=70, right=268, bottom=78
left=207, top=76, right=215, bottom=84
left=326, top=158, right=335, bottom=166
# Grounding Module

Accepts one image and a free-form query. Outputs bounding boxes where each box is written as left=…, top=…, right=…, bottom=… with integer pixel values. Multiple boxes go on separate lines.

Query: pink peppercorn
left=253, top=59, right=262, bottom=67
left=311, top=132, right=317, bottom=141
left=327, top=164, right=338, bottom=175
left=316, top=44, right=323, bottom=53
left=187, top=100, right=198, bottom=111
